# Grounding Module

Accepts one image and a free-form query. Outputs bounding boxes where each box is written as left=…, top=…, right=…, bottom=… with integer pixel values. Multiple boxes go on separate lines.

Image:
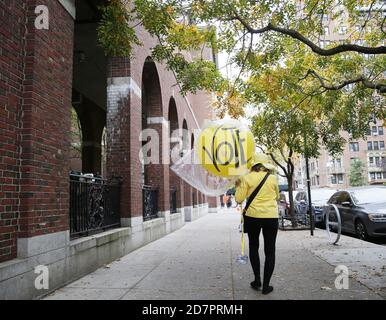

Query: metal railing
left=279, top=210, right=315, bottom=230
left=69, top=173, right=121, bottom=238
left=143, top=185, right=159, bottom=221
left=170, top=188, right=177, bottom=214
left=325, top=204, right=342, bottom=245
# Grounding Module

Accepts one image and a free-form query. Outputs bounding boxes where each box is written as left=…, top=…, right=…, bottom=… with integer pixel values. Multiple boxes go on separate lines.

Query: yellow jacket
left=235, top=171, right=280, bottom=218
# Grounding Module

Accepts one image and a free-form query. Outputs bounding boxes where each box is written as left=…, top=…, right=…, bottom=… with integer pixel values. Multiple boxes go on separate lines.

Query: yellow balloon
left=196, top=123, right=255, bottom=177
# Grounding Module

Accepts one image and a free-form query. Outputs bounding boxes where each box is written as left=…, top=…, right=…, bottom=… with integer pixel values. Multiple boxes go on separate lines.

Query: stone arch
left=141, top=57, right=166, bottom=219
left=142, top=57, right=163, bottom=119
left=191, top=133, right=198, bottom=207
left=181, top=119, right=192, bottom=208
left=168, top=97, right=183, bottom=213
left=72, top=97, right=106, bottom=175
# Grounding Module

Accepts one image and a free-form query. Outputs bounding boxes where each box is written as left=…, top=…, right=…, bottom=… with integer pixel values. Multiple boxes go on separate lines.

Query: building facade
left=295, top=120, right=386, bottom=189
left=0, top=0, right=219, bottom=299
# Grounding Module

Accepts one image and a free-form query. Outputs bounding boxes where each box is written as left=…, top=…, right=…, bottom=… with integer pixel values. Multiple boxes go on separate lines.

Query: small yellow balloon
left=196, top=123, right=255, bottom=177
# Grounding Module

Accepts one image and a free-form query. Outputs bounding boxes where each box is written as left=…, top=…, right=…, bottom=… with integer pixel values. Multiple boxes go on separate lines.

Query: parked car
left=294, top=189, right=336, bottom=227
left=323, top=189, right=386, bottom=241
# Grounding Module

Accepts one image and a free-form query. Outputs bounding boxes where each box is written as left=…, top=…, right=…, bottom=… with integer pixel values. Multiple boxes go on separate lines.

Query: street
left=45, top=209, right=386, bottom=300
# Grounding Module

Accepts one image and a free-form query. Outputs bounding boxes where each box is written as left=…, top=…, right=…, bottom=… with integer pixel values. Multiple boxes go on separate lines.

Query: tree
left=95, top=1, right=386, bottom=143
left=251, top=102, right=329, bottom=226
left=349, top=159, right=366, bottom=186
left=97, top=0, right=386, bottom=95
left=70, top=107, right=82, bottom=171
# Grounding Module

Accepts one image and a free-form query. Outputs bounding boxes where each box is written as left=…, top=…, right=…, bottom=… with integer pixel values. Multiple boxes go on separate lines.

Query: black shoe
left=262, top=286, right=274, bottom=295
left=250, top=280, right=261, bottom=291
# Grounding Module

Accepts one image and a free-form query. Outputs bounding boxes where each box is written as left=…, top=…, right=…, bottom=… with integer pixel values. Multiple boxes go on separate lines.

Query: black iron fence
left=170, top=188, right=177, bottom=214
left=69, top=173, right=121, bottom=238
left=143, top=185, right=159, bottom=221
left=279, top=210, right=315, bottom=231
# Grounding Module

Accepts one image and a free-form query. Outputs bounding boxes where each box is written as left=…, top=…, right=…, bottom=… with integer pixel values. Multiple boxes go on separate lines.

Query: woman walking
left=235, top=153, right=280, bottom=295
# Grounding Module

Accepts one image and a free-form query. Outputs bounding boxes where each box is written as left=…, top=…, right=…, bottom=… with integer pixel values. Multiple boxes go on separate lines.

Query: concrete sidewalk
left=44, top=209, right=386, bottom=300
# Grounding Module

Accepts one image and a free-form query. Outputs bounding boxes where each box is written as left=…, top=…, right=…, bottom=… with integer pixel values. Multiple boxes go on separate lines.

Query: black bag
left=242, top=172, right=270, bottom=233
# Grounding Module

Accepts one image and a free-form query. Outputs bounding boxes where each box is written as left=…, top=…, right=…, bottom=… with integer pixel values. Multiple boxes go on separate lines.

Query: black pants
left=245, top=216, right=278, bottom=287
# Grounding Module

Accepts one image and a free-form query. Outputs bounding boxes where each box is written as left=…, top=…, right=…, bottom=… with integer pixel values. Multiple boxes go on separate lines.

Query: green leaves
left=97, top=0, right=141, bottom=57
left=349, top=159, right=366, bottom=187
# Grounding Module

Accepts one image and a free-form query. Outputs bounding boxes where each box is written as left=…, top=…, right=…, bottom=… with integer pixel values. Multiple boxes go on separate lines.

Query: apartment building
left=295, top=119, right=386, bottom=189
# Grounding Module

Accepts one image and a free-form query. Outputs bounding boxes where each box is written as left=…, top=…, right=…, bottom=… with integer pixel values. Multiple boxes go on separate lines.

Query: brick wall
left=0, top=0, right=26, bottom=262
left=18, top=0, right=74, bottom=239
left=0, top=1, right=74, bottom=262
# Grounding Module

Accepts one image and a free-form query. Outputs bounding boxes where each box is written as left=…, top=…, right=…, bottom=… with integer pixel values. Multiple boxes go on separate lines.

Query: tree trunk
left=287, top=175, right=298, bottom=227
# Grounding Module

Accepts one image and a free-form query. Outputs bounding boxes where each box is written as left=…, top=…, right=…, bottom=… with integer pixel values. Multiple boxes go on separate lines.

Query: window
left=349, top=142, right=359, bottom=152
left=379, top=127, right=384, bottom=135
left=380, top=141, right=385, bottom=150
left=374, top=141, right=379, bottom=150
left=324, top=26, right=329, bottom=35
left=318, top=13, right=329, bottom=22
left=370, top=172, right=376, bottom=180
left=331, top=174, right=344, bottom=184
left=367, top=127, right=372, bottom=135
left=377, top=172, right=382, bottom=179
left=372, top=126, right=378, bottom=135
left=368, top=141, right=373, bottom=150
left=369, top=157, right=374, bottom=165
left=319, top=40, right=325, bottom=48
left=375, top=156, right=380, bottom=167
left=339, top=25, right=347, bottom=34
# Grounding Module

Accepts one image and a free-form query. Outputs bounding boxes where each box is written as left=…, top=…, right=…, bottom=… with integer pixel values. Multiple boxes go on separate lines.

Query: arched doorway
left=191, top=133, right=198, bottom=207
left=141, top=57, right=165, bottom=220
left=182, top=120, right=192, bottom=208
left=169, top=98, right=183, bottom=214
left=70, top=106, right=83, bottom=173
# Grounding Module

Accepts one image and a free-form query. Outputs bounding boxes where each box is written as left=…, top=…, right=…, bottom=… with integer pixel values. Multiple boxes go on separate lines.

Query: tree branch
left=229, top=12, right=386, bottom=55
left=302, top=69, right=386, bottom=93
left=269, top=152, right=289, bottom=177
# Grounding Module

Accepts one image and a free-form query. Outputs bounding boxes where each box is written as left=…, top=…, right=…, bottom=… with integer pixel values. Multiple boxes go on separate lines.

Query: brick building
left=0, top=0, right=219, bottom=299
left=295, top=120, right=386, bottom=189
